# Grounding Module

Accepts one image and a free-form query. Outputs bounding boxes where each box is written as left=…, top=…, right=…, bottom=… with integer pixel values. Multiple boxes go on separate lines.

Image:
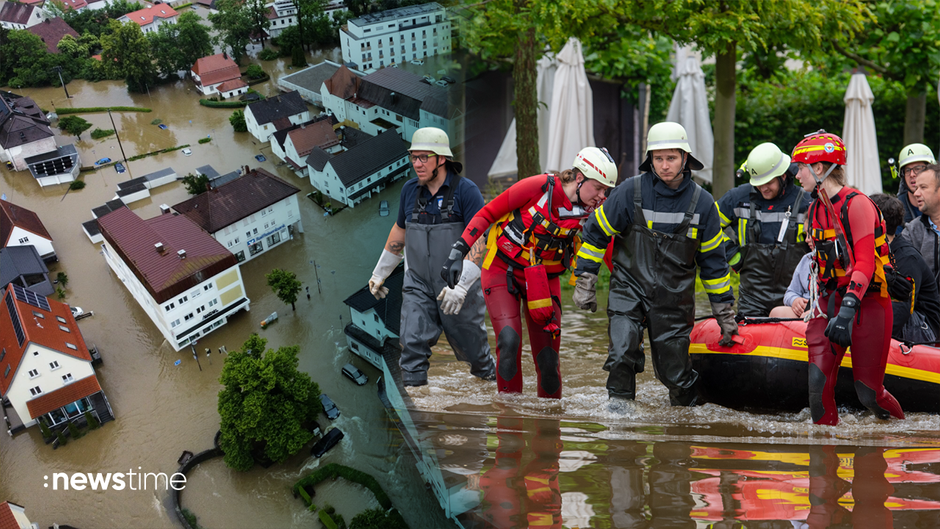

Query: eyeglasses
left=902, top=164, right=929, bottom=177
left=409, top=154, right=437, bottom=164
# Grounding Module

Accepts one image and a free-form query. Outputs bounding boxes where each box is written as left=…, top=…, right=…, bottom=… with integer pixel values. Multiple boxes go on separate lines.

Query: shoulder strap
left=632, top=175, right=646, bottom=225
left=677, top=184, right=702, bottom=233
left=441, top=174, right=461, bottom=220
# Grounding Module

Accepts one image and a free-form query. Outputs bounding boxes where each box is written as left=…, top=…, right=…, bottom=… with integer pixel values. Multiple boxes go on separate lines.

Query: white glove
left=437, top=261, right=481, bottom=315
left=369, top=249, right=403, bottom=299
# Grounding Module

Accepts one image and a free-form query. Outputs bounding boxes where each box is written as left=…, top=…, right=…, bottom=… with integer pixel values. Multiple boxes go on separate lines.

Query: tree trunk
left=904, top=90, right=927, bottom=146
left=291, top=302, right=296, bottom=311
left=712, top=41, right=737, bottom=199
left=514, top=24, right=539, bottom=179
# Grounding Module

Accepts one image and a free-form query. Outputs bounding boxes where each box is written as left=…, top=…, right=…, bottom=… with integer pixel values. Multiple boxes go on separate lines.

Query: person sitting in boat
left=769, top=217, right=814, bottom=319
left=441, top=147, right=617, bottom=399
left=896, top=143, right=936, bottom=231
left=717, top=143, right=812, bottom=317
left=904, top=163, right=940, bottom=286
left=571, top=122, right=738, bottom=410
left=792, top=130, right=905, bottom=426
left=870, top=193, right=940, bottom=343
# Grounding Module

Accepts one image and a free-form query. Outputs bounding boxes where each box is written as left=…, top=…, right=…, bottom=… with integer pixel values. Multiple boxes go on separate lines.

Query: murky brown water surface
left=3, top=58, right=940, bottom=529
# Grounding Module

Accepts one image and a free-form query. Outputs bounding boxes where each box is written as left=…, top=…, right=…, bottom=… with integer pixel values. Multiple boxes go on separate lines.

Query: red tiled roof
left=121, top=4, right=178, bottom=26
left=0, top=288, right=92, bottom=395
left=272, top=116, right=292, bottom=131
left=172, top=167, right=300, bottom=233
left=27, top=17, right=79, bottom=54
left=96, top=207, right=238, bottom=304
left=27, top=374, right=101, bottom=418
left=191, top=53, right=241, bottom=86
left=217, top=79, right=248, bottom=92
left=287, top=120, right=338, bottom=157
left=324, top=66, right=360, bottom=99
left=0, top=199, right=53, bottom=248
left=0, top=502, right=22, bottom=529
left=61, top=0, right=88, bottom=11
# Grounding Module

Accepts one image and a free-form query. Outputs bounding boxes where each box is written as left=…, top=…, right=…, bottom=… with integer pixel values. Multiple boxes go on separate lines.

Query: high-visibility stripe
left=729, top=252, right=741, bottom=266
left=701, top=231, right=723, bottom=253
left=577, top=242, right=605, bottom=263
left=687, top=227, right=698, bottom=239
left=595, top=205, right=618, bottom=237
left=527, top=298, right=552, bottom=309
left=702, top=274, right=732, bottom=294
left=732, top=208, right=794, bottom=223
left=738, top=218, right=747, bottom=246
left=642, top=209, right=701, bottom=225
left=718, top=207, right=731, bottom=228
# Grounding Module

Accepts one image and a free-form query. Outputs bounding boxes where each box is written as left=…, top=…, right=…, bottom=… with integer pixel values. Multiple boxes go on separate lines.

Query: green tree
left=0, top=30, right=58, bottom=87
left=828, top=1, right=940, bottom=145
left=230, top=109, right=248, bottom=132
left=245, top=63, right=265, bottom=79
left=99, top=20, right=156, bottom=92
left=181, top=172, right=210, bottom=195
left=350, top=508, right=407, bottom=529
left=218, top=334, right=321, bottom=471
left=343, top=0, right=372, bottom=17
left=266, top=269, right=302, bottom=311
left=246, top=0, right=271, bottom=48
left=209, top=0, right=253, bottom=64
left=149, top=12, right=213, bottom=77
left=291, top=45, right=306, bottom=68
left=59, top=115, right=92, bottom=140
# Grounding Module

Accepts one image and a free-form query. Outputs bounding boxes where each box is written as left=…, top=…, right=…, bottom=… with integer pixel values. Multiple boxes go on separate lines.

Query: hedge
left=199, top=99, right=248, bottom=108
left=293, top=463, right=391, bottom=510
left=56, top=106, right=152, bottom=114
left=318, top=510, right=338, bottom=529
left=126, top=144, right=190, bottom=162
left=198, top=137, right=212, bottom=144
left=90, top=128, right=115, bottom=139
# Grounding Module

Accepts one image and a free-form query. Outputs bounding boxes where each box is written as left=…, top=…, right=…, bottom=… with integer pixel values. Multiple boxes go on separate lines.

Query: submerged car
left=342, top=363, right=368, bottom=386
left=115, top=162, right=126, bottom=173
left=70, top=306, right=84, bottom=318
left=95, top=157, right=111, bottom=166
left=320, top=393, right=339, bottom=420
left=311, top=428, right=344, bottom=458
left=182, top=148, right=192, bottom=156
left=378, top=200, right=389, bottom=217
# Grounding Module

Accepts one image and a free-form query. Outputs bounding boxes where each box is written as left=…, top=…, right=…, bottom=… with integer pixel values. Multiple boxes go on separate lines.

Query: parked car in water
left=435, top=80, right=448, bottom=88
left=441, top=76, right=456, bottom=84
left=410, top=59, right=424, bottom=66
left=70, top=306, right=84, bottom=318
left=115, top=162, right=126, bottom=173
left=320, top=393, right=339, bottom=420
left=342, top=363, right=368, bottom=386
left=95, top=157, right=111, bottom=166
left=378, top=200, right=389, bottom=217
left=311, top=428, right=344, bottom=458
left=182, top=148, right=192, bottom=156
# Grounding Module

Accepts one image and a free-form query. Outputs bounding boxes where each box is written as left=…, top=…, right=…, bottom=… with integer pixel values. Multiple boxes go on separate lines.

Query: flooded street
left=3, top=65, right=940, bottom=528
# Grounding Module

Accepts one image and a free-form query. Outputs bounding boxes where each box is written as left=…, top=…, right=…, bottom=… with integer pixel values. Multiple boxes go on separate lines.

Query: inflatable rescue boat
left=689, top=318, right=940, bottom=413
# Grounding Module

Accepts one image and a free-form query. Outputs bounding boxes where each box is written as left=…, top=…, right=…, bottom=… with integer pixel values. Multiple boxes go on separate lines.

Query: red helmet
left=791, top=130, right=846, bottom=166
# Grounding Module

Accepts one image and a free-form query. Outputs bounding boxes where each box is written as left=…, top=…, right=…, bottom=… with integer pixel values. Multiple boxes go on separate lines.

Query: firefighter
left=896, top=143, right=937, bottom=229
left=793, top=130, right=904, bottom=425
left=717, top=142, right=812, bottom=316
left=441, top=147, right=616, bottom=398
left=571, top=122, right=738, bottom=409
left=369, top=127, right=495, bottom=387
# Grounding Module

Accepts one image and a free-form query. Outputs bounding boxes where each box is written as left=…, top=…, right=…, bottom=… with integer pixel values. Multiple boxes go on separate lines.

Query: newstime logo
left=45, top=468, right=187, bottom=491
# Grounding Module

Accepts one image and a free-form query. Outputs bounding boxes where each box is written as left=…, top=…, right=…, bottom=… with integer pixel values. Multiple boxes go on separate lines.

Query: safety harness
left=410, top=174, right=461, bottom=224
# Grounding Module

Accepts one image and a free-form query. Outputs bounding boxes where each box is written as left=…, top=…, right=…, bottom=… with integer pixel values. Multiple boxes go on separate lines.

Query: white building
left=1, top=198, right=57, bottom=263
left=0, top=2, right=47, bottom=30
left=0, top=92, right=57, bottom=173
left=96, top=207, right=250, bottom=352
left=340, top=2, right=451, bottom=72
left=244, top=90, right=311, bottom=143
left=118, top=4, right=178, bottom=34
left=172, top=167, right=303, bottom=263
left=0, top=284, right=113, bottom=431
left=191, top=53, right=243, bottom=97
left=342, top=263, right=403, bottom=369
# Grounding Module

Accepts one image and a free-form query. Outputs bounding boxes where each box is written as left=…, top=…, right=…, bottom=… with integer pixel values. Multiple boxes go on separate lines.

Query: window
left=351, top=342, right=359, bottom=351
left=3, top=365, right=9, bottom=378
left=261, top=209, right=267, bottom=217
left=33, top=312, right=44, bottom=319
left=171, top=319, right=181, bottom=328
left=50, top=361, right=60, bottom=370
left=0, top=349, right=5, bottom=362
left=234, top=237, right=240, bottom=244
left=66, top=342, right=77, bottom=350
left=235, top=251, right=246, bottom=262
left=196, top=305, right=205, bottom=314
left=246, top=232, right=251, bottom=239
left=62, top=373, right=73, bottom=383
left=33, top=351, right=39, bottom=357
left=249, top=241, right=264, bottom=256
left=374, top=313, right=379, bottom=322
left=28, top=369, right=39, bottom=378
left=18, top=236, right=29, bottom=244
left=59, top=325, right=70, bottom=332
left=208, top=299, right=218, bottom=307
left=266, top=233, right=281, bottom=246
left=178, top=295, right=188, bottom=304
left=56, top=316, right=66, bottom=324
left=184, top=313, right=194, bottom=321
left=268, top=207, right=273, bottom=213
left=30, top=386, right=42, bottom=396
left=204, top=285, right=211, bottom=291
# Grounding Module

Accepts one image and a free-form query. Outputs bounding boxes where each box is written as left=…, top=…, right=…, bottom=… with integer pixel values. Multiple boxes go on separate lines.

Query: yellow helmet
left=746, top=143, right=791, bottom=187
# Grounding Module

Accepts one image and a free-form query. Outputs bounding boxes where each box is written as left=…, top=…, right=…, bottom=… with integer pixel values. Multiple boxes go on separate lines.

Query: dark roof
left=172, top=167, right=300, bottom=233
left=195, top=165, right=220, bottom=179
left=280, top=61, right=345, bottom=93
left=340, top=126, right=372, bottom=149
left=270, top=114, right=338, bottom=152
left=323, top=66, right=361, bottom=99
left=1, top=199, right=52, bottom=247
left=358, top=68, right=448, bottom=119
left=208, top=170, right=241, bottom=188
left=25, top=143, right=78, bottom=179
left=0, top=92, right=54, bottom=149
left=306, top=147, right=331, bottom=172
left=0, top=245, right=52, bottom=296
left=329, top=129, right=408, bottom=187
left=343, top=262, right=403, bottom=335
left=27, top=17, right=79, bottom=54
left=96, top=207, right=238, bottom=304
left=91, top=199, right=126, bottom=219
left=0, top=2, right=37, bottom=25
left=246, top=91, right=307, bottom=126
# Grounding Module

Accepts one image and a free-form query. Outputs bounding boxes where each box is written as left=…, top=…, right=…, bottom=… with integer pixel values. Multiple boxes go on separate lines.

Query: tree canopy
left=59, top=116, right=92, bottom=139
left=209, top=0, right=253, bottom=64
left=266, top=269, right=302, bottom=311
left=149, top=11, right=213, bottom=77
left=218, top=334, right=321, bottom=471
left=181, top=173, right=209, bottom=195
left=100, top=19, right=156, bottom=92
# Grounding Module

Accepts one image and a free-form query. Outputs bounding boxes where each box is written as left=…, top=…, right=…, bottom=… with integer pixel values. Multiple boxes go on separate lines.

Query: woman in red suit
left=441, top=147, right=617, bottom=398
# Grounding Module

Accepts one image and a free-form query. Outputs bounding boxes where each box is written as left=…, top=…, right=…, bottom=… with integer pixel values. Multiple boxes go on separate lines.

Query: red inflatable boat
left=689, top=318, right=940, bottom=413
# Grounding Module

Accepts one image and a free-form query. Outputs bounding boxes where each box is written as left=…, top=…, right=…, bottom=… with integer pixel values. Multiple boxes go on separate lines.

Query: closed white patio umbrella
left=843, top=72, right=882, bottom=194
left=665, top=47, right=713, bottom=182
left=544, top=37, right=595, bottom=174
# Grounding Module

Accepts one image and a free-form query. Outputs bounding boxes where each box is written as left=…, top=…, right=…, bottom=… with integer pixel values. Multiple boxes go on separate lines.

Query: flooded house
left=245, top=90, right=311, bottom=143
left=191, top=53, right=245, bottom=99
left=0, top=198, right=57, bottom=264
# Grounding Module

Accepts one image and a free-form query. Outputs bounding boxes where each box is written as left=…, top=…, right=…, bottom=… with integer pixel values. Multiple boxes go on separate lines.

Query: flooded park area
left=3, top=50, right=940, bottom=529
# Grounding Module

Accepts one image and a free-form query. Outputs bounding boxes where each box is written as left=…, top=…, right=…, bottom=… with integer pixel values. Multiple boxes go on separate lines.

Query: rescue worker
left=793, top=130, right=904, bottom=425
left=904, top=164, right=940, bottom=283
left=441, top=147, right=616, bottom=398
left=571, top=122, right=738, bottom=408
left=369, top=127, right=495, bottom=387
left=717, top=142, right=812, bottom=316
left=896, top=143, right=937, bottom=229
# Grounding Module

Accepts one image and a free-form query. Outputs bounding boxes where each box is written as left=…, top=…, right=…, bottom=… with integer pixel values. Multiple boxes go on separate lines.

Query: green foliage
left=297, top=485, right=312, bottom=506
left=39, top=419, right=52, bottom=440
left=59, top=115, right=92, bottom=139
left=245, top=63, right=265, bottom=79
left=84, top=411, right=100, bottom=430
left=198, top=137, right=212, bottom=144
left=67, top=421, right=82, bottom=439
left=182, top=173, right=210, bottom=195
left=209, top=0, right=253, bottom=63
left=266, top=269, right=302, bottom=310
left=217, top=334, right=321, bottom=472
left=63, top=0, right=144, bottom=37
left=294, top=463, right=392, bottom=510
left=100, top=20, right=156, bottom=92
left=291, top=46, right=306, bottom=68
left=56, top=106, right=151, bottom=114
left=150, top=11, right=214, bottom=77
left=69, top=180, right=86, bottom=190
left=55, top=430, right=67, bottom=446
left=125, top=144, right=189, bottom=162
left=0, top=30, right=63, bottom=87
left=56, top=287, right=66, bottom=300
left=318, top=510, right=338, bottom=529
left=199, top=99, right=248, bottom=108
left=246, top=0, right=271, bottom=46
left=151, top=118, right=163, bottom=125
left=180, top=508, right=203, bottom=529
left=91, top=128, right=115, bottom=139
left=350, top=508, right=408, bottom=529
left=56, top=272, right=69, bottom=287
left=258, top=47, right=279, bottom=60
left=230, top=110, right=248, bottom=132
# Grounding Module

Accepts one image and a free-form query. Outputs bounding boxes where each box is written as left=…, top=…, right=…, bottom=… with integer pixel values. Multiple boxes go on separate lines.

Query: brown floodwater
left=3, top=51, right=940, bottom=529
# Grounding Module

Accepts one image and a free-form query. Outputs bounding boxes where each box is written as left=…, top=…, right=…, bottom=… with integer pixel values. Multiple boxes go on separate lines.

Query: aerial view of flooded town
left=4, top=0, right=940, bottom=528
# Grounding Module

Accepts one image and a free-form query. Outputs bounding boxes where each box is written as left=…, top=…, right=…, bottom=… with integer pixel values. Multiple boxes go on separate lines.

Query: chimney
left=159, top=204, right=170, bottom=215
left=155, top=242, right=165, bottom=253
left=177, top=249, right=186, bottom=260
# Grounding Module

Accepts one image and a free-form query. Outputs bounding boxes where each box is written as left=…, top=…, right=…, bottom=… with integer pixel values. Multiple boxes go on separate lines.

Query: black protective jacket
left=890, top=235, right=940, bottom=339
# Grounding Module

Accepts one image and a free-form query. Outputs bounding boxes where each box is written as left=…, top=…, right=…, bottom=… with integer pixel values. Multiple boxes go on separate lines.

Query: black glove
left=824, top=293, right=859, bottom=348
left=442, top=238, right=471, bottom=289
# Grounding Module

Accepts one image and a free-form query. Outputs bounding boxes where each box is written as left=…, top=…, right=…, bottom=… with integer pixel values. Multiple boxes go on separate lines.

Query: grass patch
left=126, top=144, right=190, bottom=162
left=56, top=106, right=151, bottom=114
left=90, top=128, right=115, bottom=140
left=199, top=99, right=247, bottom=108
left=198, top=137, right=212, bottom=144
left=151, top=118, right=163, bottom=125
